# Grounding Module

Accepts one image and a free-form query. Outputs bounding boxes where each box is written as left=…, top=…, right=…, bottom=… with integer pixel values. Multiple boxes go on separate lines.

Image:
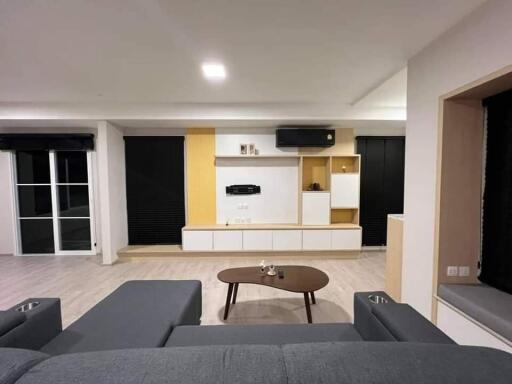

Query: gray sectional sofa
left=1, top=280, right=512, bottom=384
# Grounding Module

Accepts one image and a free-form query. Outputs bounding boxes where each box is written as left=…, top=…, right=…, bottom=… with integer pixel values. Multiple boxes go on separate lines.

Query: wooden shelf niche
left=302, top=156, right=331, bottom=191
left=331, top=208, right=358, bottom=225
left=332, top=156, right=360, bottom=174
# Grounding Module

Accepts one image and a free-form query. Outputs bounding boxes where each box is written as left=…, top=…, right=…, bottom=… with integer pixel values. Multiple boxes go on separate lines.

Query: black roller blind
left=124, top=137, right=185, bottom=245
left=480, top=89, right=512, bottom=294
left=0, top=134, right=94, bottom=150
left=356, top=136, right=405, bottom=246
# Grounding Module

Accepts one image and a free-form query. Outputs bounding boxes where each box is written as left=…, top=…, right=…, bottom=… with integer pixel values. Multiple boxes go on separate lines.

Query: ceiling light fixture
left=201, top=62, right=227, bottom=82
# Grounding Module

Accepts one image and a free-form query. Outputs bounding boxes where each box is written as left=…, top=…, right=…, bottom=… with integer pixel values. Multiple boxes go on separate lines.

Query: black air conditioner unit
left=276, top=126, right=335, bottom=147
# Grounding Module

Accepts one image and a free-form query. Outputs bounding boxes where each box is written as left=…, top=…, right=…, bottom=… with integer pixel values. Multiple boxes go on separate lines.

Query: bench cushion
left=438, top=284, right=512, bottom=342
left=41, top=280, right=201, bottom=355
left=165, top=324, right=362, bottom=347
left=0, top=348, right=48, bottom=384
left=0, top=312, right=25, bottom=337
left=371, top=303, right=455, bottom=344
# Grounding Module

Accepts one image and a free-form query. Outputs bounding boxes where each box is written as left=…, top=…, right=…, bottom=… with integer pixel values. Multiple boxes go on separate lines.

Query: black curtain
left=356, top=136, right=405, bottom=246
left=480, top=89, right=512, bottom=294
left=124, top=136, right=185, bottom=245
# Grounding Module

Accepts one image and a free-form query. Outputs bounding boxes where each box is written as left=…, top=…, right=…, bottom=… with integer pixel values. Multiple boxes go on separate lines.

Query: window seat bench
left=438, top=284, right=512, bottom=342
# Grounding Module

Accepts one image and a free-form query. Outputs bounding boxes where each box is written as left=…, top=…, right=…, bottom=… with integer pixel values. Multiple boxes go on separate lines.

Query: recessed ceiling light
left=201, top=62, right=227, bottom=81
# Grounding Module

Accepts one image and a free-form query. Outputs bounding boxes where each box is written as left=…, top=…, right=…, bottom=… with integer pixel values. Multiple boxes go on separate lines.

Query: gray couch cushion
left=283, top=342, right=512, bottom=384
left=165, top=323, right=362, bottom=347
left=0, top=348, right=48, bottom=384
left=16, top=346, right=286, bottom=384
left=371, top=303, right=455, bottom=344
left=0, top=312, right=25, bottom=337
left=41, top=280, right=202, bottom=355
left=438, top=284, right=512, bottom=341
left=13, top=342, right=512, bottom=384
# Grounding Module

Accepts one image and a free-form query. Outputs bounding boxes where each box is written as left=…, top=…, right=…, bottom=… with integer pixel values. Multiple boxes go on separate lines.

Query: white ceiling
left=0, top=0, right=485, bottom=121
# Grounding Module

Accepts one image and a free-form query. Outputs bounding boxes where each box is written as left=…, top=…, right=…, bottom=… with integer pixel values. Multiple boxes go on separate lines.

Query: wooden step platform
left=117, top=245, right=360, bottom=259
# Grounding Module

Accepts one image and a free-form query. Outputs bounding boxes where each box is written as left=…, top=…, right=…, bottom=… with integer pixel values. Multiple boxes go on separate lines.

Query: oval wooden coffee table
left=217, top=265, right=329, bottom=323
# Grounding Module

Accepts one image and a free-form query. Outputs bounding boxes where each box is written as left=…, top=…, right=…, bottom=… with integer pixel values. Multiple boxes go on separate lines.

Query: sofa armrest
left=354, top=291, right=396, bottom=341
left=371, top=303, right=455, bottom=344
left=0, top=298, right=62, bottom=350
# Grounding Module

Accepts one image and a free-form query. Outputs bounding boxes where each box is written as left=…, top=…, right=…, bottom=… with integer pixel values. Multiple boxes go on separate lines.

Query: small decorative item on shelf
left=260, top=260, right=266, bottom=274
left=267, top=264, right=277, bottom=276
left=254, top=148, right=259, bottom=155
left=307, top=182, right=322, bottom=191
left=249, top=143, right=256, bottom=155
left=342, top=165, right=347, bottom=173
left=240, top=144, right=248, bottom=155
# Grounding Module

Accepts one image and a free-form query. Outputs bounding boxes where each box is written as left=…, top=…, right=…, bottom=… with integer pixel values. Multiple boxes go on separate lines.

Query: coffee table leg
left=310, top=291, right=316, bottom=304
left=223, top=283, right=234, bottom=320
left=232, top=283, right=239, bottom=304
left=304, top=292, right=313, bottom=323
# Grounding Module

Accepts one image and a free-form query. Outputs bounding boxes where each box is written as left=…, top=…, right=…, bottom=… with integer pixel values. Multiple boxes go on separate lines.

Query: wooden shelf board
left=183, top=223, right=361, bottom=231
left=302, top=190, right=330, bottom=193
left=331, top=172, right=359, bottom=175
left=215, top=155, right=299, bottom=159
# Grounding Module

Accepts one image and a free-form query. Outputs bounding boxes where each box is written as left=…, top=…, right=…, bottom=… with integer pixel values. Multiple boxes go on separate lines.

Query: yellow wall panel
left=186, top=128, right=216, bottom=224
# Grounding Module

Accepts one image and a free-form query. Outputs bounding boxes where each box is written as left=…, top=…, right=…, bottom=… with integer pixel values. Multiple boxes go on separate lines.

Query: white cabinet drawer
left=243, top=230, right=273, bottom=250
left=182, top=230, right=213, bottom=251
left=273, top=230, right=302, bottom=250
left=331, top=174, right=359, bottom=208
left=302, top=192, right=330, bottom=225
left=331, top=229, right=361, bottom=250
left=302, top=230, right=332, bottom=250
left=213, top=230, right=243, bottom=251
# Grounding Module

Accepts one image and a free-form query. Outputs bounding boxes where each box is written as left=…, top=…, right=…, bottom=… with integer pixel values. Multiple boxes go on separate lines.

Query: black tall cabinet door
left=125, top=137, right=185, bottom=245
left=357, top=136, right=405, bottom=246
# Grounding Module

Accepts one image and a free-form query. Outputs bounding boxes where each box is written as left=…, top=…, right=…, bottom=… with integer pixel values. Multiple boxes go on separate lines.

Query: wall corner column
left=97, top=121, right=128, bottom=265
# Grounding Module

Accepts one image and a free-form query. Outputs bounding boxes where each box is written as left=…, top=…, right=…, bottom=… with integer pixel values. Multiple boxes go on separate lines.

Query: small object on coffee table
left=218, top=265, right=329, bottom=323
left=278, top=269, right=284, bottom=279
left=267, top=264, right=277, bottom=276
left=259, top=260, right=266, bottom=274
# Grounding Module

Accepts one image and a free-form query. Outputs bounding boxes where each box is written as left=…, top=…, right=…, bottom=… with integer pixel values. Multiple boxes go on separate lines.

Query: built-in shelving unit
left=183, top=152, right=362, bottom=252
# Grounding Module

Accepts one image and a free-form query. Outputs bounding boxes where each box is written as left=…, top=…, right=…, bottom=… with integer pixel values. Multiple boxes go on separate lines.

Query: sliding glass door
left=14, top=150, right=95, bottom=255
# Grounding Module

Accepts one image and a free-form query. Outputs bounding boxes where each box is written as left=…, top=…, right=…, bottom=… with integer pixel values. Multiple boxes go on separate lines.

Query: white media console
left=183, top=152, right=362, bottom=252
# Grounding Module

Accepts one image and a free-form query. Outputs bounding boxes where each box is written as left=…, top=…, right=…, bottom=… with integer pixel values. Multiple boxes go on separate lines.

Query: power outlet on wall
left=458, top=266, right=470, bottom=277
left=447, top=266, right=458, bottom=277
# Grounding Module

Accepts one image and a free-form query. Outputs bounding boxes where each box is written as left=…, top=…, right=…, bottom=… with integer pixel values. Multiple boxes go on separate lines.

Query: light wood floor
left=0, top=252, right=384, bottom=328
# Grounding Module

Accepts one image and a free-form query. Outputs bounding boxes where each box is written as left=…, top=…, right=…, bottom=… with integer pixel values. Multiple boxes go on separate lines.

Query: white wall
left=353, top=126, right=405, bottom=137
left=403, top=0, right=512, bottom=317
left=216, top=127, right=299, bottom=155
left=0, top=151, right=14, bottom=255
left=216, top=157, right=299, bottom=224
left=97, top=121, right=128, bottom=265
